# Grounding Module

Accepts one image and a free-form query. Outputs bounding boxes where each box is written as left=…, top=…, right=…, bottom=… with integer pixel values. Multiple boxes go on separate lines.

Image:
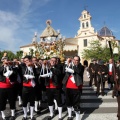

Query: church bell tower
left=76, top=10, right=96, bottom=37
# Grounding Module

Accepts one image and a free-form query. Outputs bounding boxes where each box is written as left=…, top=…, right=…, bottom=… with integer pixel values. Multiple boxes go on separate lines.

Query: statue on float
left=34, top=20, right=65, bottom=62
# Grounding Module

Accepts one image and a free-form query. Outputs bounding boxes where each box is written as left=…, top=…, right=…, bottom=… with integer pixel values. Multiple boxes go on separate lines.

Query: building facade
left=20, top=9, right=120, bottom=62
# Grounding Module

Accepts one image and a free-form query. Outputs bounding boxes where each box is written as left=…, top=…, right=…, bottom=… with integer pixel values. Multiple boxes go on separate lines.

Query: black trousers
left=34, top=84, right=42, bottom=101
left=22, top=86, right=35, bottom=107
left=40, top=78, right=46, bottom=91
left=108, top=75, right=114, bottom=88
left=89, top=74, right=97, bottom=86
left=13, top=83, right=22, bottom=101
left=97, top=76, right=105, bottom=93
left=0, top=88, right=15, bottom=111
left=65, top=88, right=81, bottom=111
left=46, top=88, right=62, bottom=107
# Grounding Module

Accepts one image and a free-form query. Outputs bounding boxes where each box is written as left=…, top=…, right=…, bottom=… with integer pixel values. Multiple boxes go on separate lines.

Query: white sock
left=35, top=101, right=38, bottom=111
left=11, top=109, right=15, bottom=116
left=23, top=107, right=27, bottom=118
left=72, top=107, right=74, bottom=111
left=58, top=107, right=62, bottom=119
left=67, top=107, right=72, bottom=117
left=48, top=106, right=54, bottom=117
left=1, top=111, right=5, bottom=119
left=30, top=106, right=34, bottom=119
left=18, top=96, right=22, bottom=105
left=54, top=99, right=58, bottom=110
left=39, top=100, right=41, bottom=106
left=27, top=103, right=30, bottom=112
left=75, top=111, right=80, bottom=120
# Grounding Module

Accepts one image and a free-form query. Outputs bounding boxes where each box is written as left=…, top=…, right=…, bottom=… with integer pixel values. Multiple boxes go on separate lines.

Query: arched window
left=84, top=15, right=86, bottom=18
left=82, top=23, right=85, bottom=28
left=86, top=22, right=89, bottom=28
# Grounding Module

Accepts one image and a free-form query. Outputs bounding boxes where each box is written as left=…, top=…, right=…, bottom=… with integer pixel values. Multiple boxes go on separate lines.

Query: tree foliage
left=16, top=50, right=23, bottom=59
left=0, top=50, right=16, bottom=60
left=0, top=50, right=23, bottom=61
left=82, top=40, right=119, bottom=62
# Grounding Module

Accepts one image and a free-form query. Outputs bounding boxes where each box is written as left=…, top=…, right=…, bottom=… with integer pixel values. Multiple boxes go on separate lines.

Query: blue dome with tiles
left=98, top=26, right=113, bottom=37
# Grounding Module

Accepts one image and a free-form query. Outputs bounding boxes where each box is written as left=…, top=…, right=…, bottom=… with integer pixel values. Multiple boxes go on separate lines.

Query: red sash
left=0, top=78, right=13, bottom=88
left=66, top=76, right=82, bottom=89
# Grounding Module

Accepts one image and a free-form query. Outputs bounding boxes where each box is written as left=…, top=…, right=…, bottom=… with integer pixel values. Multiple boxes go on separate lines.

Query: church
left=20, top=9, right=120, bottom=62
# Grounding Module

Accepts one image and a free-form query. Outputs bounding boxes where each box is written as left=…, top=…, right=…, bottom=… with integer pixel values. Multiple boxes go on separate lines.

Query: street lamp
left=113, top=47, right=119, bottom=54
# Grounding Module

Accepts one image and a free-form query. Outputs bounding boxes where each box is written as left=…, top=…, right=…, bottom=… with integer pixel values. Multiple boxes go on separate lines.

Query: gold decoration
left=46, top=20, right=52, bottom=25
left=34, top=38, right=65, bottom=60
left=3, top=52, right=7, bottom=57
left=35, top=20, right=65, bottom=60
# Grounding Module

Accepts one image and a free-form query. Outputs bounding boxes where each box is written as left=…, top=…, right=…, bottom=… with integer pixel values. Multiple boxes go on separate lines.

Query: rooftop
left=98, top=26, right=113, bottom=37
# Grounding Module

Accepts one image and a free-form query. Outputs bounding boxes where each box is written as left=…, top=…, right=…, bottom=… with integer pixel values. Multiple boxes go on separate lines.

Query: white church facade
left=20, top=9, right=120, bottom=62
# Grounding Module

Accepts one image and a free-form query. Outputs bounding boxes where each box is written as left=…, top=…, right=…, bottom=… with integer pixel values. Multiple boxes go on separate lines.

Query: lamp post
left=108, top=40, right=119, bottom=63
left=113, top=46, right=119, bottom=62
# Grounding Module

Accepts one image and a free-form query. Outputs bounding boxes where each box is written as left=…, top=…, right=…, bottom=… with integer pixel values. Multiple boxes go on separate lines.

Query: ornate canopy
left=40, top=20, right=59, bottom=38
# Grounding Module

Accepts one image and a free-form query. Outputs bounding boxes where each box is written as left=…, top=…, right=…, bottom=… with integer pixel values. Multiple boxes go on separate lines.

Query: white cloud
left=0, top=0, right=33, bottom=52
left=0, top=11, right=20, bottom=51
left=0, top=0, right=53, bottom=52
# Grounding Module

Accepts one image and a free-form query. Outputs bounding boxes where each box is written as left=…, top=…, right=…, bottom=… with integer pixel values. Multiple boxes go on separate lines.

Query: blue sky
left=0, top=0, right=120, bottom=52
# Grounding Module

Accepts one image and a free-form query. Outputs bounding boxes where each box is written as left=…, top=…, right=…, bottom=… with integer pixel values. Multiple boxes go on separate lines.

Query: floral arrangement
left=34, top=39, right=65, bottom=61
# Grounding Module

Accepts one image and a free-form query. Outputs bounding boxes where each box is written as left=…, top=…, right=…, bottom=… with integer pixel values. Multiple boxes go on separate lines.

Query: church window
left=84, top=15, right=86, bottom=18
left=82, top=23, right=85, bottom=28
left=84, top=39, right=87, bottom=47
left=86, top=22, right=89, bottom=28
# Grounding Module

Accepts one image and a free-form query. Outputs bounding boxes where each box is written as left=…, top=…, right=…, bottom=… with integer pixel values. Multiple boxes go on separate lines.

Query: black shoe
left=2, top=117, right=7, bottom=120
left=96, top=92, right=100, bottom=96
left=46, top=116, right=54, bottom=120
left=10, top=116, right=15, bottom=120
left=19, top=104, right=23, bottom=107
left=27, top=111, right=30, bottom=115
left=72, top=111, right=75, bottom=116
left=34, top=110, right=41, bottom=114
left=95, top=83, right=97, bottom=87
left=67, top=117, right=73, bottom=120
left=22, top=117, right=27, bottom=120
left=58, top=118, right=63, bottom=120
left=31, top=117, right=36, bottom=120
left=101, top=92, right=105, bottom=96
left=54, top=109, right=58, bottom=115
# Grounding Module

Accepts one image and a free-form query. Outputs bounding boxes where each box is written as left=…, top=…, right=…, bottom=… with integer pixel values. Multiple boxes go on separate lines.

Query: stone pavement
left=0, top=68, right=118, bottom=120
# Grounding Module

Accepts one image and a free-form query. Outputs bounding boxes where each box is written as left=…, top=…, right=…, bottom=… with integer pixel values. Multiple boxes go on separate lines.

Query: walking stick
left=100, top=74, right=103, bottom=91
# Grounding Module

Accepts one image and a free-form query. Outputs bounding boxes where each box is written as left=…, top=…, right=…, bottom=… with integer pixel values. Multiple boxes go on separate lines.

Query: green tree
left=29, top=48, right=34, bottom=57
left=82, top=40, right=119, bottom=62
left=0, top=50, right=16, bottom=60
left=15, top=50, right=23, bottom=59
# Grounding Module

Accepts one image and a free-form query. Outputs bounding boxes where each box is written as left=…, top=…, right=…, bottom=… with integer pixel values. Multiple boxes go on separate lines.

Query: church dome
left=98, top=26, right=113, bottom=37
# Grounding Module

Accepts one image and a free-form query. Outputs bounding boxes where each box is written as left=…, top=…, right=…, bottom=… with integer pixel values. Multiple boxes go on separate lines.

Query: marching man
left=40, top=57, right=63, bottom=120
left=63, top=55, right=83, bottom=120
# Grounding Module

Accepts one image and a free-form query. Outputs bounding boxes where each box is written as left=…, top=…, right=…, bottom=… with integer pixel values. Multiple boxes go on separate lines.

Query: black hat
left=24, top=55, right=32, bottom=60
left=98, top=60, right=104, bottom=65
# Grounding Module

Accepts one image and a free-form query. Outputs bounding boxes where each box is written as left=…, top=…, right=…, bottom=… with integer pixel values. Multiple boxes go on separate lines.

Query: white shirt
left=109, top=64, right=112, bottom=72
